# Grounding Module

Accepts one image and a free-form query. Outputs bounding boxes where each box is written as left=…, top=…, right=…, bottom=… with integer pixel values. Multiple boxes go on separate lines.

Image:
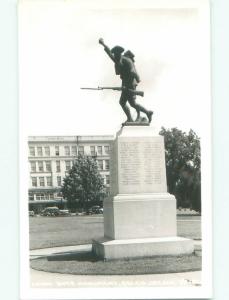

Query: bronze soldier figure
left=99, top=38, right=153, bottom=124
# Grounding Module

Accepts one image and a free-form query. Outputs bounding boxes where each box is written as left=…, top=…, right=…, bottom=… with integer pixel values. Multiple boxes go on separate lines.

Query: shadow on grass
left=47, top=251, right=99, bottom=262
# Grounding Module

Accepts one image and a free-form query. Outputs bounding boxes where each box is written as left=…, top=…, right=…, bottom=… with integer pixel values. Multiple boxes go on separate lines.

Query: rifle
left=81, top=86, right=144, bottom=97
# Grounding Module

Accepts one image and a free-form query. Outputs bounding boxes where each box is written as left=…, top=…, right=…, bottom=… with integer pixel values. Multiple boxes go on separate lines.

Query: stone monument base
left=92, top=125, right=194, bottom=261
left=103, top=193, right=177, bottom=240
left=92, top=236, right=194, bottom=261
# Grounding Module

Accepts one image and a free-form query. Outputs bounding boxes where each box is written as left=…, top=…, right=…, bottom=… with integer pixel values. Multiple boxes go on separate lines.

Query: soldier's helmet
left=111, top=46, right=125, bottom=55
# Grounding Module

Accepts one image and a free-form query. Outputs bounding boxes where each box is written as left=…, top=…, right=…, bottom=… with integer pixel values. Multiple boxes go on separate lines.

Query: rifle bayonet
left=81, top=86, right=144, bottom=97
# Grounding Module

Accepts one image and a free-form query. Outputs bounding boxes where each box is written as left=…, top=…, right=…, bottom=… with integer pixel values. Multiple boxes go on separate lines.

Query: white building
left=28, top=135, right=113, bottom=212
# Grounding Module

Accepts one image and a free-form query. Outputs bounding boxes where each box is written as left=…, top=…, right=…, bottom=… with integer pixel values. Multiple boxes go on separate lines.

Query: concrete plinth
left=93, top=125, right=194, bottom=260
left=92, top=237, right=194, bottom=260
left=104, top=193, right=177, bottom=240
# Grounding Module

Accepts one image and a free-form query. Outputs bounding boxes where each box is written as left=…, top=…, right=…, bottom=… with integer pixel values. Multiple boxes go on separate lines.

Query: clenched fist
left=99, top=38, right=105, bottom=46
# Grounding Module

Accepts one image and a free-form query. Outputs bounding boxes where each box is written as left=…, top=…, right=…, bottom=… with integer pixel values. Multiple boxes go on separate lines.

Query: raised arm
left=99, top=38, right=115, bottom=62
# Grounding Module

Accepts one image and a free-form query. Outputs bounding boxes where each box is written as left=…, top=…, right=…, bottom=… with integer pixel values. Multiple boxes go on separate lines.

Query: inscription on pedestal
left=120, top=142, right=141, bottom=185
left=143, top=142, right=162, bottom=185
left=118, top=137, right=167, bottom=193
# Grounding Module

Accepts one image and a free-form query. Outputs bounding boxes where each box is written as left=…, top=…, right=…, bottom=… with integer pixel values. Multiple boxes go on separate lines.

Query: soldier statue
left=98, top=38, right=153, bottom=124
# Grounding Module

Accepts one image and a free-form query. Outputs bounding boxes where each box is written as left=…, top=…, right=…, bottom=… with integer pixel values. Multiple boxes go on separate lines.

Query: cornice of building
left=28, top=135, right=114, bottom=143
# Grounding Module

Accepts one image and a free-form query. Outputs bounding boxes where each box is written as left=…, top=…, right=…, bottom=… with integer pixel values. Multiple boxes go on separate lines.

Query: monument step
left=92, top=236, right=194, bottom=261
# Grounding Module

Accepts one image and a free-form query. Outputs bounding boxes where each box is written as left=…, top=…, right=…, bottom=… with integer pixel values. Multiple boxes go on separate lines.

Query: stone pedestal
left=93, top=237, right=194, bottom=260
left=92, top=125, right=194, bottom=260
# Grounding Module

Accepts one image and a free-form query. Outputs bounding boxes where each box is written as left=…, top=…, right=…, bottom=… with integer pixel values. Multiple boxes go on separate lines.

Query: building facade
left=28, top=135, right=113, bottom=212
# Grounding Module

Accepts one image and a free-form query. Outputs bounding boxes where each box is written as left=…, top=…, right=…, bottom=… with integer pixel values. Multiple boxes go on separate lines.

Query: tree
left=61, top=155, right=106, bottom=211
left=159, top=127, right=201, bottom=212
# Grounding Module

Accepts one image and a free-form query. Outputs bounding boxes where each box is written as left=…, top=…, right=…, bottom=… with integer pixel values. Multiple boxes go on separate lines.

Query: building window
left=57, top=176, right=62, bottom=186
left=37, top=147, right=43, bottom=156
left=90, top=146, right=96, bottom=156
left=39, top=177, right=45, bottom=186
left=78, top=146, right=84, bottom=156
left=106, top=175, right=110, bottom=185
left=105, top=160, right=110, bottom=170
left=44, top=146, right=50, bottom=156
left=30, top=161, right=36, bottom=172
left=38, top=161, right=44, bottom=172
left=55, top=146, right=60, bottom=156
left=46, top=176, right=52, bottom=186
left=97, top=146, right=102, bottom=155
left=56, top=160, right=60, bottom=172
left=29, top=147, right=35, bottom=156
left=65, top=160, right=71, bottom=171
left=64, top=146, right=70, bottom=156
left=45, top=161, right=51, bottom=172
left=104, top=146, right=110, bottom=154
left=36, top=193, right=45, bottom=200
left=72, top=146, right=77, bottom=156
left=29, top=192, right=34, bottom=201
left=97, top=160, right=103, bottom=170
left=32, top=177, right=37, bottom=187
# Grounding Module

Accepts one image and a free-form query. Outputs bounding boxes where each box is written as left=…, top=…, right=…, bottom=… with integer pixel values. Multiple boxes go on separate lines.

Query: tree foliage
left=61, top=155, right=105, bottom=211
left=159, top=127, right=201, bottom=212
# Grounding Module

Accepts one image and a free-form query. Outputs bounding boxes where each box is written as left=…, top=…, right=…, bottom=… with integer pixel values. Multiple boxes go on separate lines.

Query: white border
left=19, top=0, right=212, bottom=299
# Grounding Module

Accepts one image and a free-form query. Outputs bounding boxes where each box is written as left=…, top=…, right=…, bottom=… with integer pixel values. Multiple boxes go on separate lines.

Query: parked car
left=98, top=207, right=103, bottom=214
left=40, top=207, right=60, bottom=216
left=90, top=205, right=103, bottom=214
left=29, top=210, right=35, bottom=217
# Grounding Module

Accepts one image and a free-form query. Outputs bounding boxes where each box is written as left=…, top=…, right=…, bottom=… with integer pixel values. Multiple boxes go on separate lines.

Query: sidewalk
left=30, top=242, right=202, bottom=288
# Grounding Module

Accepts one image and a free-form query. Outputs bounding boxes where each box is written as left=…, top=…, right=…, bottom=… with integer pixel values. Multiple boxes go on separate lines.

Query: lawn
left=31, top=253, right=201, bottom=275
left=29, top=215, right=201, bottom=250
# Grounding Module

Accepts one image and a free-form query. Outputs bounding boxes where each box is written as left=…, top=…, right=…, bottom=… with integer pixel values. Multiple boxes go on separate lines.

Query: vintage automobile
left=29, top=210, right=35, bottom=217
left=89, top=205, right=103, bottom=214
left=40, top=207, right=70, bottom=216
left=40, top=207, right=60, bottom=216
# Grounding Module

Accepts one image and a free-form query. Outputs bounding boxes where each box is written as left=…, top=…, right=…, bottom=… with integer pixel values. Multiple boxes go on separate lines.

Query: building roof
left=28, top=135, right=114, bottom=143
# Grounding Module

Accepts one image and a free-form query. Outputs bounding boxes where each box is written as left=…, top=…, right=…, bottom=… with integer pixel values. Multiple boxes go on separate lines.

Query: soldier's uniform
left=104, top=45, right=140, bottom=88
left=102, top=43, right=153, bottom=123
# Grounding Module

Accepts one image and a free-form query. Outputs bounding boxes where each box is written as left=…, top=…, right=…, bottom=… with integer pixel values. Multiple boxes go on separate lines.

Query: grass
left=30, top=253, right=201, bottom=275
left=29, top=215, right=201, bottom=250
left=30, top=215, right=201, bottom=275
left=177, top=216, right=201, bottom=240
left=29, top=215, right=104, bottom=250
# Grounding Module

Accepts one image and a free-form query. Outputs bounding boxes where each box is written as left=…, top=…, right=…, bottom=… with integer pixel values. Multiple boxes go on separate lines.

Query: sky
left=19, top=0, right=210, bottom=137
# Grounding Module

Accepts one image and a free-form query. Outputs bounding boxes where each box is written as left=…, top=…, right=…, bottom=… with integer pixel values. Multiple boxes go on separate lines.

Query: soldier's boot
left=135, top=110, right=141, bottom=122
left=123, top=105, right=133, bottom=122
left=147, top=111, right=154, bottom=123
